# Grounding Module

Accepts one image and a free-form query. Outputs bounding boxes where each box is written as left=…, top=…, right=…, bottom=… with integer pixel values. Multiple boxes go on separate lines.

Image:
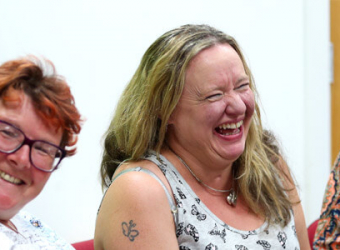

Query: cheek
left=204, top=104, right=222, bottom=124
left=0, top=152, right=7, bottom=161
left=32, top=170, right=51, bottom=190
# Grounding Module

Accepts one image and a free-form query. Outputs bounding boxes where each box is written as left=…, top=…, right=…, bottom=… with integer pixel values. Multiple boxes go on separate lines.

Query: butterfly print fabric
left=145, top=152, right=300, bottom=249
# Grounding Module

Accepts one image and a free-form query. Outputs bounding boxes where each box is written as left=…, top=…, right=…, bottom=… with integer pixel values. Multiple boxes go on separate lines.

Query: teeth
left=0, top=170, right=22, bottom=185
left=219, top=120, right=243, bottom=130
left=223, top=129, right=240, bottom=136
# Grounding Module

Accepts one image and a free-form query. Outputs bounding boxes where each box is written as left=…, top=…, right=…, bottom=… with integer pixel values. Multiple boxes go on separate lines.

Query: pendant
left=226, top=190, right=237, bottom=206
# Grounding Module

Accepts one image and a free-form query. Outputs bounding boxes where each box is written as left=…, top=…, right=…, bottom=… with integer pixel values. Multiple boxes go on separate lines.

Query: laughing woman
left=0, top=57, right=81, bottom=249
left=95, top=24, right=310, bottom=249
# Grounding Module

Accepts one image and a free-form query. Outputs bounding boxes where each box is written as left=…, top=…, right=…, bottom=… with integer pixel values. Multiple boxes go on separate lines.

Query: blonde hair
left=101, top=24, right=295, bottom=226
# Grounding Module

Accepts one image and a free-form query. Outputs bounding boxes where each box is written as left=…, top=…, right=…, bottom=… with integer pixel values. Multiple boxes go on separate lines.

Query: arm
left=94, top=169, right=178, bottom=250
left=279, top=158, right=311, bottom=250
left=291, top=194, right=310, bottom=250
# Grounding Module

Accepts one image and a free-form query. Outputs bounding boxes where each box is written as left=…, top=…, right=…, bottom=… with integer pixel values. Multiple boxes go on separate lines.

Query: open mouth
left=215, top=120, right=243, bottom=136
left=0, top=170, right=24, bottom=185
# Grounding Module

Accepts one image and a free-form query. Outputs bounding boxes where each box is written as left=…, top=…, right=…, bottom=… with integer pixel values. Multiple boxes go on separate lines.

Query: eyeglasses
left=0, top=120, right=66, bottom=172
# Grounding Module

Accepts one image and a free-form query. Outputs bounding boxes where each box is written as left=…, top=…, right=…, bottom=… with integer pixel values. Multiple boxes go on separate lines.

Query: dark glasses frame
left=0, top=120, right=66, bottom=172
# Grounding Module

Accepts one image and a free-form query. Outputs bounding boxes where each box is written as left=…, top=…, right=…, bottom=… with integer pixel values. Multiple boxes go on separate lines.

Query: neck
left=165, top=137, right=234, bottom=169
left=166, top=146, right=238, bottom=206
left=165, top=144, right=233, bottom=185
left=167, top=146, right=234, bottom=192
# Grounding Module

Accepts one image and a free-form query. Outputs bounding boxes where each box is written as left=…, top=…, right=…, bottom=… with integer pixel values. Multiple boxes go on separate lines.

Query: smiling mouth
left=215, top=120, right=243, bottom=136
left=0, top=170, right=23, bottom=185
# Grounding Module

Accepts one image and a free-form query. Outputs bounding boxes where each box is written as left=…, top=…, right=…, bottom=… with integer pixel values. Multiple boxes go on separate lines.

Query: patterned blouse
left=142, top=152, right=300, bottom=249
left=314, top=151, right=340, bottom=249
left=0, top=210, right=74, bottom=250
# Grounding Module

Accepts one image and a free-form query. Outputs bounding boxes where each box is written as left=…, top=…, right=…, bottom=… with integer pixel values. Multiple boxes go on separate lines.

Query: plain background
left=0, top=0, right=332, bottom=243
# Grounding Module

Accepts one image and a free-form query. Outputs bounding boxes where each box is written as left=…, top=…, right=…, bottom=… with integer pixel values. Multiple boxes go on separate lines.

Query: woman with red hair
left=0, top=56, right=82, bottom=249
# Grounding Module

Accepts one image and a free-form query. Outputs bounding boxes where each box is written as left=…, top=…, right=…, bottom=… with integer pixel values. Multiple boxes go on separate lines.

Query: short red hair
left=0, top=56, right=82, bottom=156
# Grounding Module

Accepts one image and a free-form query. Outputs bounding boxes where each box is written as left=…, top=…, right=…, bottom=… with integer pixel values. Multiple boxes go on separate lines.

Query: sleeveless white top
left=143, top=151, right=300, bottom=250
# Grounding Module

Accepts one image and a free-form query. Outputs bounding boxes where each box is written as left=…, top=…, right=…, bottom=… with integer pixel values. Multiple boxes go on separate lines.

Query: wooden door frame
left=331, top=0, right=340, bottom=163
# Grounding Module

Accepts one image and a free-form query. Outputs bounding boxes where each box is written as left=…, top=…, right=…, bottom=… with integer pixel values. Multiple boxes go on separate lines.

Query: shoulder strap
left=111, top=167, right=178, bottom=225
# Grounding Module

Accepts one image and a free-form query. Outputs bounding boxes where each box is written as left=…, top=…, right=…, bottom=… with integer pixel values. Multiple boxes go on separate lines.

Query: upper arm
left=277, top=158, right=311, bottom=250
left=94, top=170, right=178, bottom=250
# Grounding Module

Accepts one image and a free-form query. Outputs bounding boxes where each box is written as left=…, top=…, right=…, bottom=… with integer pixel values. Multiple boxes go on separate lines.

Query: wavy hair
left=101, top=24, right=295, bottom=226
left=0, top=56, right=82, bottom=156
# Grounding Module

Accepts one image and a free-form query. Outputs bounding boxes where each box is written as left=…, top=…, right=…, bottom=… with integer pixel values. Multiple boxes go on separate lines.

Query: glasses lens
left=0, top=122, right=24, bottom=153
left=31, top=141, right=63, bottom=171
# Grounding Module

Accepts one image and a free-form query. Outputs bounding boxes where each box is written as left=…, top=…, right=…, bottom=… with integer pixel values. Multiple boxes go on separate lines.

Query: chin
left=221, top=147, right=245, bottom=162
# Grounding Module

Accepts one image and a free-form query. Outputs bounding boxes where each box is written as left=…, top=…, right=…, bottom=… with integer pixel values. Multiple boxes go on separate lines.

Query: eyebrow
left=236, top=75, right=250, bottom=84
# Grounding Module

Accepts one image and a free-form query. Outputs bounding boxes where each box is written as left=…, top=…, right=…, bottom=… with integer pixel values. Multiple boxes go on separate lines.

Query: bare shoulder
left=99, top=159, right=172, bottom=214
left=95, top=160, right=178, bottom=250
left=113, top=159, right=164, bottom=178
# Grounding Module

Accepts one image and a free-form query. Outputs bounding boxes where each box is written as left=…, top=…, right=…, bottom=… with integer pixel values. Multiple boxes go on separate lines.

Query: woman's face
left=0, top=91, right=62, bottom=220
left=168, top=44, right=255, bottom=166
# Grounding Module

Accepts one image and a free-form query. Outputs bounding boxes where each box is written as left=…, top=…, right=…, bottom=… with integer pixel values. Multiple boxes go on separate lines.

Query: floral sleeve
left=314, top=152, right=340, bottom=249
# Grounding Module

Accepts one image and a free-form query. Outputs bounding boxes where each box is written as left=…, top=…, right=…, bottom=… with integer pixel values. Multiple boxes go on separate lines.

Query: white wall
left=0, top=0, right=331, bottom=243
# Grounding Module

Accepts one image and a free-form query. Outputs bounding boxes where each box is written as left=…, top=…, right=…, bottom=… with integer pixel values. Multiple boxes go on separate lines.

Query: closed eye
left=235, top=83, right=249, bottom=90
left=206, top=93, right=223, bottom=100
left=0, top=129, right=19, bottom=139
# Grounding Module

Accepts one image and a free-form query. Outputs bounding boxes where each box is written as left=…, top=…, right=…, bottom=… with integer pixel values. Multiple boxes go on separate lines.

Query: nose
left=7, top=145, right=31, bottom=170
left=224, top=93, right=246, bottom=115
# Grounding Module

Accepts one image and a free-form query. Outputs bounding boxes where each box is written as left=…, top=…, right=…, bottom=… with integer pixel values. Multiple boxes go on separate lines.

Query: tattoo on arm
left=122, top=220, right=140, bottom=242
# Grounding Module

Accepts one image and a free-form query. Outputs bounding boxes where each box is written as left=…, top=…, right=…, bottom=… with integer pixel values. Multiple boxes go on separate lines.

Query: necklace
left=172, top=150, right=237, bottom=206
